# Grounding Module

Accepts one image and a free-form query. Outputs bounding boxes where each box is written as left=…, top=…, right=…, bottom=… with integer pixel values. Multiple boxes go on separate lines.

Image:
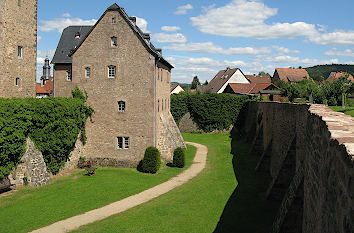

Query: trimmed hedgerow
left=141, top=147, right=161, bottom=174
left=0, top=88, right=93, bottom=179
left=171, top=92, right=249, bottom=132
left=173, top=147, right=185, bottom=168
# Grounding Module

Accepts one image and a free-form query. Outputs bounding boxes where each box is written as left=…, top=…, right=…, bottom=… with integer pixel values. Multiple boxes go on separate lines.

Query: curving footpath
left=31, top=142, right=208, bottom=233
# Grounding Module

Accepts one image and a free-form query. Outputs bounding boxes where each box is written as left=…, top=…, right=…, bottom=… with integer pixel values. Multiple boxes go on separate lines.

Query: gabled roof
left=204, top=68, right=244, bottom=93
left=170, top=83, right=181, bottom=92
left=325, top=72, right=354, bottom=82
left=245, top=75, right=271, bottom=84
left=57, top=3, right=172, bottom=69
left=274, top=68, right=310, bottom=82
left=226, top=83, right=279, bottom=95
left=36, top=83, right=50, bottom=95
left=52, top=26, right=92, bottom=64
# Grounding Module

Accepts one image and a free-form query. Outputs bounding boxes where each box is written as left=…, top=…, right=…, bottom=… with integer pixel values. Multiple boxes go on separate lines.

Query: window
left=158, top=99, right=160, bottom=112
left=17, top=46, right=23, bottom=58
left=108, top=65, right=116, bottom=78
left=124, top=137, right=130, bottom=149
left=15, top=78, right=20, bottom=86
left=118, top=101, right=126, bottom=112
left=85, top=67, right=91, bottom=78
left=112, top=17, right=116, bottom=24
left=18, top=0, right=21, bottom=7
left=162, top=99, right=164, bottom=111
left=111, top=37, right=117, bottom=47
left=66, top=70, right=72, bottom=81
left=117, top=137, right=130, bottom=149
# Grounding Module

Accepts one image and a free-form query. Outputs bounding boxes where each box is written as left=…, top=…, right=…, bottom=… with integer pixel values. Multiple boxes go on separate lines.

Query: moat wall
left=237, top=102, right=353, bottom=233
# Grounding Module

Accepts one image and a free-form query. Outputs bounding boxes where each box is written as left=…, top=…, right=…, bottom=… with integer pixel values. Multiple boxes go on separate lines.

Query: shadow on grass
left=213, top=133, right=280, bottom=233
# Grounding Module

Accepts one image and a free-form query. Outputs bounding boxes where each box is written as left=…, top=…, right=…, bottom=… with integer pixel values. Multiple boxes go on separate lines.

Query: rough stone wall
left=238, top=102, right=354, bottom=233
left=178, top=112, right=199, bottom=133
left=157, top=112, right=186, bottom=161
left=0, top=0, right=37, bottom=97
left=9, top=138, right=50, bottom=187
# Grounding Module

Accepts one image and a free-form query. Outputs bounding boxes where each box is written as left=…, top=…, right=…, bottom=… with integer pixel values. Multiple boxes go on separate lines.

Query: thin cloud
left=174, top=4, right=193, bottom=15
left=161, top=26, right=181, bottom=32
left=39, top=17, right=97, bottom=33
left=134, top=16, right=149, bottom=33
left=151, top=33, right=187, bottom=43
left=325, top=48, right=354, bottom=57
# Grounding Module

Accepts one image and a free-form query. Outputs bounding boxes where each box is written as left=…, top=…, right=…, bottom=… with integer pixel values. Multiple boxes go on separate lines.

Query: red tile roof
left=245, top=75, right=271, bottom=84
left=325, top=72, right=354, bottom=82
left=36, top=83, right=49, bottom=94
left=274, top=68, right=310, bottom=83
left=226, top=83, right=279, bottom=95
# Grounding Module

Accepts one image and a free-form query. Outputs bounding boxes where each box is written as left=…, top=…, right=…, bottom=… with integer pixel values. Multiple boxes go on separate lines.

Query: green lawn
left=0, top=145, right=196, bottom=233
left=329, top=106, right=354, bottom=117
left=71, top=133, right=279, bottom=233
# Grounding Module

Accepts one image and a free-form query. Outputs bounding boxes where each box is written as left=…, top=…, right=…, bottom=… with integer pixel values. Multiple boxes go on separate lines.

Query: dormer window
left=75, top=32, right=80, bottom=39
left=118, top=101, right=126, bottom=112
left=17, top=46, right=23, bottom=58
left=85, top=67, right=91, bottom=78
left=108, top=65, right=116, bottom=78
left=112, top=17, right=116, bottom=24
left=111, top=37, right=117, bottom=47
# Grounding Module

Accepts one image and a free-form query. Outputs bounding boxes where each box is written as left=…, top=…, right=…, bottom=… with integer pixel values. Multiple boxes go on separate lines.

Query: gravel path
left=31, top=142, right=208, bottom=233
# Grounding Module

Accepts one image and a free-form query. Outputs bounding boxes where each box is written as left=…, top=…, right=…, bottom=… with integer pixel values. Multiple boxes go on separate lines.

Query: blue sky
left=37, top=0, right=354, bottom=83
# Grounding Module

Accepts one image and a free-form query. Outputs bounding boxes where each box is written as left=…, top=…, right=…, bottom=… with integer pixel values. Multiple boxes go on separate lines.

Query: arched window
left=118, top=101, right=126, bottom=112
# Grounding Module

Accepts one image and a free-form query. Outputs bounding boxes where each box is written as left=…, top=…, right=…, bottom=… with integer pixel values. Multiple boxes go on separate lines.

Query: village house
left=0, top=0, right=37, bottom=98
left=271, top=68, right=310, bottom=84
left=52, top=3, right=185, bottom=167
left=170, top=83, right=184, bottom=94
left=325, top=71, right=354, bottom=82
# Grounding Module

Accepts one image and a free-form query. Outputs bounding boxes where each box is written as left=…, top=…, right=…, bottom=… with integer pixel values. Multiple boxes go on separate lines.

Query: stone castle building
left=52, top=3, right=185, bottom=167
left=0, top=0, right=37, bottom=97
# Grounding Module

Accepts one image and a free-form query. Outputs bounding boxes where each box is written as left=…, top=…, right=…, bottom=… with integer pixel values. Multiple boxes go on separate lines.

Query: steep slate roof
left=204, top=68, right=243, bottom=93
left=245, top=75, right=271, bottom=84
left=325, top=72, right=354, bottom=82
left=52, top=26, right=92, bottom=64
left=57, top=3, right=172, bottom=69
left=226, top=83, right=279, bottom=95
left=274, top=68, right=310, bottom=82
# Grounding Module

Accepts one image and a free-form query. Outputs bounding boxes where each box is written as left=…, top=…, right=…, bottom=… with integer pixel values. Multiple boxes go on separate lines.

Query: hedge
left=173, top=147, right=185, bottom=168
left=0, top=89, right=93, bottom=179
left=141, top=147, right=161, bottom=174
left=171, top=92, right=249, bottom=132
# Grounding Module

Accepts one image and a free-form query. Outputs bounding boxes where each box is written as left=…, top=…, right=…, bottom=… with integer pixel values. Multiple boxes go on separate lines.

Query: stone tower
left=40, top=57, right=50, bottom=86
left=0, top=0, right=37, bottom=97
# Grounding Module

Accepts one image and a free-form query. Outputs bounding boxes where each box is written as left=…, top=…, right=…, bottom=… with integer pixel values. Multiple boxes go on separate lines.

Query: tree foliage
left=306, top=64, right=354, bottom=81
left=0, top=90, right=93, bottom=179
left=171, top=93, right=249, bottom=132
left=141, top=147, right=161, bottom=174
left=191, top=76, right=201, bottom=89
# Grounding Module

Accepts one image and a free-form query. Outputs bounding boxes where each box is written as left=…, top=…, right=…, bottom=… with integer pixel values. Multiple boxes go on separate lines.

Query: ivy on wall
left=0, top=88, right=93, bottom=179
left=171, top=92, right=249, bottom=132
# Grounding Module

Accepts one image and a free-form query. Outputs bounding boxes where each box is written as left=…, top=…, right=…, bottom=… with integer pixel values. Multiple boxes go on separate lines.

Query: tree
left=203, top=80, right=209, bottom=85
left=191, top=76, right=201, bottom=89
left=258, top=71, right=271, bottom=77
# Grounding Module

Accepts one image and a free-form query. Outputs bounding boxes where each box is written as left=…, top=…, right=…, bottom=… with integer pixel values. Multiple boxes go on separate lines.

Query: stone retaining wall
left=237, top=102, right=354, bottom=233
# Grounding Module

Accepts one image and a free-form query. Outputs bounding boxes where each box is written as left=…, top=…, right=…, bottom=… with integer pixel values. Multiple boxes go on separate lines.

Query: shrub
left=173, top=147, right=185, bottom=168
left=141, top=147, right=161, bottom=174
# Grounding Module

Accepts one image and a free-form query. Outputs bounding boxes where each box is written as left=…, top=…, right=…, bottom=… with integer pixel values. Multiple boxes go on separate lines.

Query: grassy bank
left=329, top=106, right=354, bottom=117
left=72, top=133, right=278, bottom=233
left=0, top=145, right=196, bottom=233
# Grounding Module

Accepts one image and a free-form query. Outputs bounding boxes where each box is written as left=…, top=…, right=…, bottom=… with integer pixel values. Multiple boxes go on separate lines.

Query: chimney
left=156, top=48, right=162, bottom=55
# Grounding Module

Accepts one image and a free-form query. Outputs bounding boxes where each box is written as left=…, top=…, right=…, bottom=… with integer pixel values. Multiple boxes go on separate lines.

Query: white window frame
left=108, top=65, right=116, bottom=79
left=111, top=37, right=117, bottom=47
left=117, top=136, right=130, bottom=149
left=66, top=70, right=72, bottom=81
left=17, top=46, right=23, bottom=59
left=118, top=101, right=126, bottom=112
left=85, top=67, right=91, bottom=78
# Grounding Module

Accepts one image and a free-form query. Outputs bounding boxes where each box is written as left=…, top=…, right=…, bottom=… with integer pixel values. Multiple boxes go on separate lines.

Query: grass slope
left=329, top=106, right=354, bottom=117
left=0, top=145, right=196, bottom=233
left=72, top=133, right=278, bottom=233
